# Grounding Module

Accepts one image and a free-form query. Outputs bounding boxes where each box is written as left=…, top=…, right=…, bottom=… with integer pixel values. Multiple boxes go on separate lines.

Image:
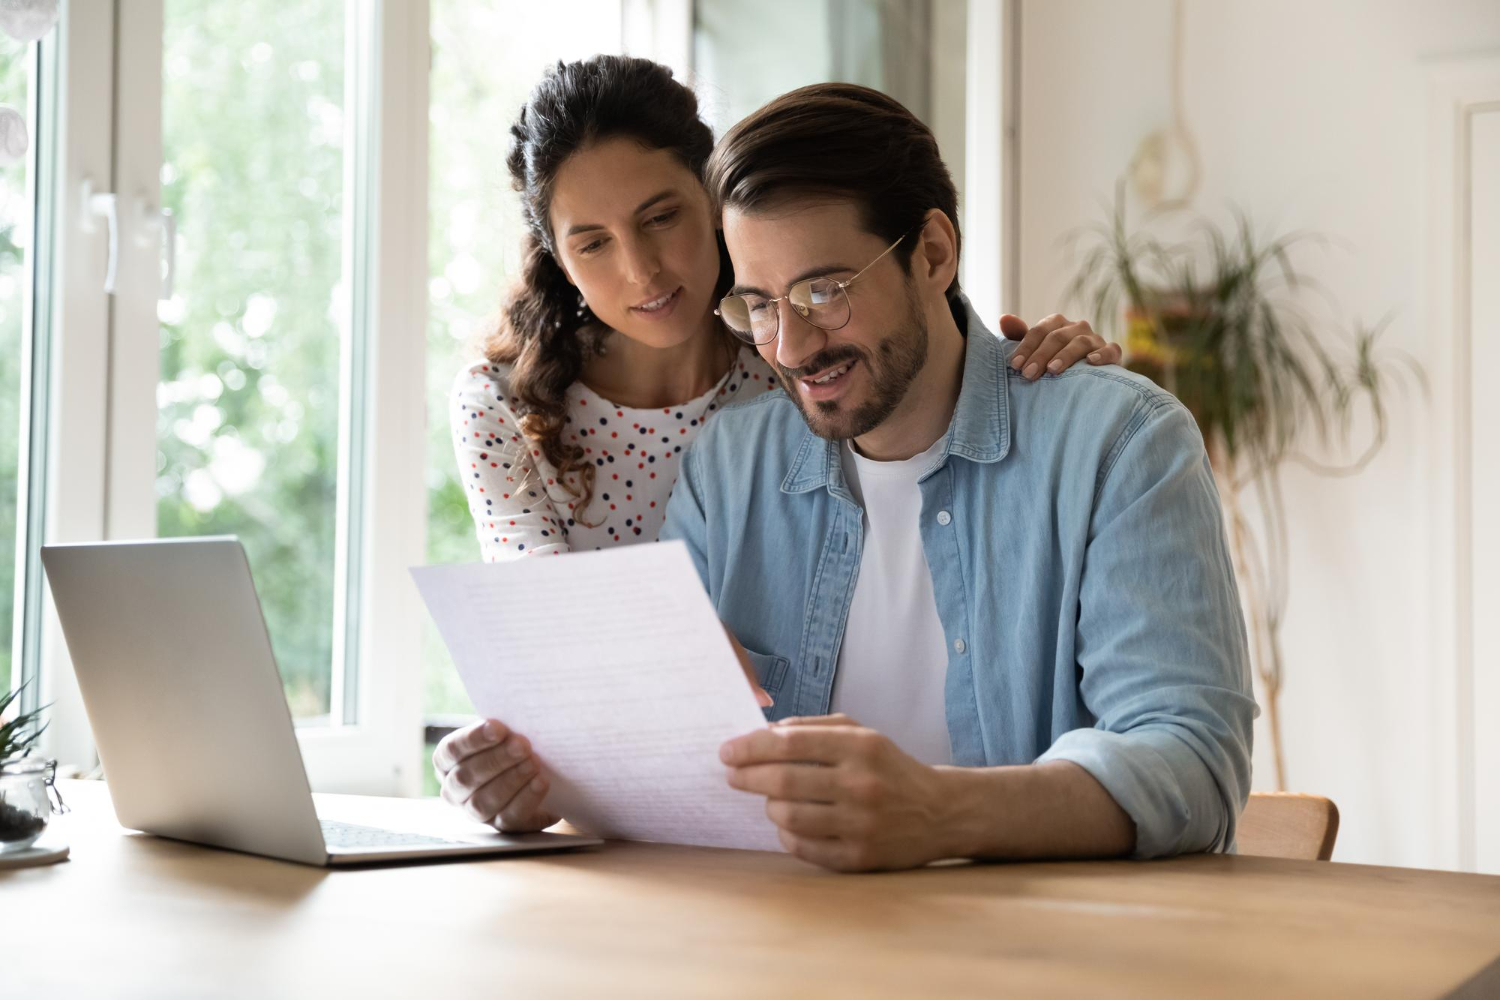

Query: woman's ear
left=914, top=207, right=958, bottom=292
left=554, top=251, right=578, bottom=288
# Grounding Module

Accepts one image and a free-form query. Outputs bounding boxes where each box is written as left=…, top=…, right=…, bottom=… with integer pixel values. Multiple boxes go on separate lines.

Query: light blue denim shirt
left=661, top=296, right=1257, bottom=858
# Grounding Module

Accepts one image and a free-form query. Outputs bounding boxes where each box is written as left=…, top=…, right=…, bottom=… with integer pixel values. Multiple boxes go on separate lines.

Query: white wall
left=1014, top=0, right=1500, bottom=869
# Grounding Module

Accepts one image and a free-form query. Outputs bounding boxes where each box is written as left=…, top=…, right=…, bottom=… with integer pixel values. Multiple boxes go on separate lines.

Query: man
left=657, top=82, right=1255, bottom=871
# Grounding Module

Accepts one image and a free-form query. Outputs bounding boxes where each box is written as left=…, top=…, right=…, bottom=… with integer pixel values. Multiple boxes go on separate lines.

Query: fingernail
left=518, top=759, right=538, bottom=777
left=485, top=721, right=503, bottom=739
left=507, top=740, right=527, bottom=759
left=529, top=777, right=546, bottom=793
left=1047, top=358, right=1064, bottom=373
left=1010, top=354, right=1027, bottom=370
left=757, top=689, right=774, bottom=708
left=1088, top=352, right=1101, bottom=362
left=1024, top=363, right=1041, bottom=379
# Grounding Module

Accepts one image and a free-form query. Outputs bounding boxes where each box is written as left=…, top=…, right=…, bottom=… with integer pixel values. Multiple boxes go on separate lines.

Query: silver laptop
left=40, top=536, right=600, bottom=866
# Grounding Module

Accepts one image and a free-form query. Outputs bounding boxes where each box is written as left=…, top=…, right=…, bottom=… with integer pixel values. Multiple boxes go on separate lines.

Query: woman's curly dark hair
left=481, top=55, right=733, bottom=522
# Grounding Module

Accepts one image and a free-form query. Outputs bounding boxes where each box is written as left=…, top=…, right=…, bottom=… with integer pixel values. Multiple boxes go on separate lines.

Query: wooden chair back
left=1237, top=792, right=1340, bottom=861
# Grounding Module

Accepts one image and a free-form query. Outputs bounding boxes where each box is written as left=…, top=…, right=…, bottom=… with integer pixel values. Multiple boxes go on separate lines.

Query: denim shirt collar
left=780, top=293, right=1012, bottom=495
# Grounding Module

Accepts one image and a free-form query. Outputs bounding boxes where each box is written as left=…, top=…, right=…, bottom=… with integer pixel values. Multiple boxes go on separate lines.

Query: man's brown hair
left=705, top=82, right=962, bottom=299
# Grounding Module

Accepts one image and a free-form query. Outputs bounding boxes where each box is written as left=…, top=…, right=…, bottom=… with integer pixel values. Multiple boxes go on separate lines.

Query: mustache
left=775, top=347, right=865, bottom=381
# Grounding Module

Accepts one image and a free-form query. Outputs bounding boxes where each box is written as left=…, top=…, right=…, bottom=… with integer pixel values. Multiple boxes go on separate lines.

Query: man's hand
left=719, top=714, right=957, bottom=872
left=999, top=313, right=1120, bottom=380
left=432, top=719, right=559, bottom=832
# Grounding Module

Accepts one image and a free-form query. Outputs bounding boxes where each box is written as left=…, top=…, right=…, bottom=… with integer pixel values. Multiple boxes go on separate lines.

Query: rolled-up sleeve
left=1036, top=400, right=1258, bottom=858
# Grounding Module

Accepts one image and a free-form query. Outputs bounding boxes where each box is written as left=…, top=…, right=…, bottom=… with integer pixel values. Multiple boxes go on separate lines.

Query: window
left=693, top=0, right=966, bottom=155
left=156, top=2, right=349, bottom=722
left=0, top=22, right=53, bottom=711
left=81, top=0, right=422, bottom=792
left=0, top=34, right=31, bottom=696
left=692, top=0, right=968, bottom=246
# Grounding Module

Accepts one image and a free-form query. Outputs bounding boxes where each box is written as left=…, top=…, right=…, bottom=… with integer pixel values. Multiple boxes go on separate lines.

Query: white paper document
left=411, top=542, right=783, bottom=852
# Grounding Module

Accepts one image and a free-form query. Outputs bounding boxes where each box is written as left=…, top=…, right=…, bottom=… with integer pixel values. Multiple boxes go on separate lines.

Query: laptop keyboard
left=320, top=820, right=467, bottom=850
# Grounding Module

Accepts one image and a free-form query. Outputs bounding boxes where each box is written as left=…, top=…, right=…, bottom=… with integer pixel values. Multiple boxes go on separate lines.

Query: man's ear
left=912, top=207, right=959, bottom=294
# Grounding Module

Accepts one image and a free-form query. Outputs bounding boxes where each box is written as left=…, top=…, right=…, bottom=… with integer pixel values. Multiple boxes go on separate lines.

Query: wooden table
left=6, top=781, right=1499, bottom=998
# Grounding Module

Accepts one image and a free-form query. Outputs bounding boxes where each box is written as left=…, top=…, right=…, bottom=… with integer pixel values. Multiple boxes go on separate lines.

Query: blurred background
left=0, top=0, right=1495, bottom=873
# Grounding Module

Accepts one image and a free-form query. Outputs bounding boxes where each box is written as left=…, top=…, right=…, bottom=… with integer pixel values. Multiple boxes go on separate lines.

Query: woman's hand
left=999, top=313, right=1121, bottom=380
left=432, top=719, right=559, bottom=832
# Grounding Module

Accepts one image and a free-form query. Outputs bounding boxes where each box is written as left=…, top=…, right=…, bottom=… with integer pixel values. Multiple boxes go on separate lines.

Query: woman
left=439, top=55, right=1118, bottom=829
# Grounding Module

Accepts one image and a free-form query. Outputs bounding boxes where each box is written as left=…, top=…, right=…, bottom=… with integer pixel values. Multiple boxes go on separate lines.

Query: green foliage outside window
left=157, top=2, right=345, bottom=719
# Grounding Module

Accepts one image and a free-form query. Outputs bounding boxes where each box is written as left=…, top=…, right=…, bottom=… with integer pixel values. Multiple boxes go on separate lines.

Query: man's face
left=722, top=201, right=929, bottom=441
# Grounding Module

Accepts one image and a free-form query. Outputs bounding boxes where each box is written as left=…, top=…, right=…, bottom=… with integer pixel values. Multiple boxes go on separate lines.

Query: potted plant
left=1065, top=190, right=1417, bottom=790
left=0, top=684, right=66, bottom=852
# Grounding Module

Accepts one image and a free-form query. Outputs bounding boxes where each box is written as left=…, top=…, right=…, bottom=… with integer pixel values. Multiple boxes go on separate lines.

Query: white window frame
left=39, top=0, right=430, bottom=795
left=291, top=0, right=429, bottom=795
left=5, top=10, right=59, bottom=724
left=33, top=1, right=116, bottom=770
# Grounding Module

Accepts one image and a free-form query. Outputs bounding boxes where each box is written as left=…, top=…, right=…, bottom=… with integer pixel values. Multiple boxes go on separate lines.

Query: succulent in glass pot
left=0, top=684, right=66, bottom=853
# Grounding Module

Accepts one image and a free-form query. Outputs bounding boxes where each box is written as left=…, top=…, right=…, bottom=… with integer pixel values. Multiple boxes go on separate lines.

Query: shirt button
left=936, top=510, right=952, bottom=526
left=953, top=638, right=966, bottom=654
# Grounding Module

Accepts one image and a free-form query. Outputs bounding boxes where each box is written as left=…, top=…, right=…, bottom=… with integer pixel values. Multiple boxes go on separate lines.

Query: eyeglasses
left=715, top=229, right=913, bottom=346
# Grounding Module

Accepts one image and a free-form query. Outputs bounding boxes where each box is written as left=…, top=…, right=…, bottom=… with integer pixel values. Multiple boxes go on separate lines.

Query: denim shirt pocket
left=742, top=649, right=790, bottom=718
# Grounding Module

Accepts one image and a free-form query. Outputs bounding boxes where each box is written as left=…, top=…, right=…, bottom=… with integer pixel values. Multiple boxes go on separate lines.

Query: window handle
left=158, top=207, right=176, bottom=300
left=131, top=199, right=175, bottom=300
left=80, top=178, right=118, bottom=294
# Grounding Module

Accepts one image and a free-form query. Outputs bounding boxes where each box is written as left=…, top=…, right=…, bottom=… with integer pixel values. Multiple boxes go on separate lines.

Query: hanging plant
left=1065, top=188, right=1420, bottom=790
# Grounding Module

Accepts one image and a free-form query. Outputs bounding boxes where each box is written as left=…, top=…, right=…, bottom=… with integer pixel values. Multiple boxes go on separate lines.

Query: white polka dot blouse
left=450, top=346, right=776, bottom=560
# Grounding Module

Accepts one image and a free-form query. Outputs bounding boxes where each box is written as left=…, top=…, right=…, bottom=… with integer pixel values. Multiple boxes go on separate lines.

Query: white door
left=1469, top=100, right=1500, bottom=874
left=1429, top=57, right=1500, bottom=874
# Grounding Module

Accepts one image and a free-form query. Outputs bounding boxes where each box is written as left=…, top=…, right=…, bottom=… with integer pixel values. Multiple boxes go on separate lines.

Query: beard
left=772, top=286, right=929, bottom=441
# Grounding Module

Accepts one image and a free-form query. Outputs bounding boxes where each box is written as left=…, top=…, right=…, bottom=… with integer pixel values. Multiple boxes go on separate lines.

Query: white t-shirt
left=450, top=346, right=774, bottom=560
left=830, top=438, right=953, bottom=765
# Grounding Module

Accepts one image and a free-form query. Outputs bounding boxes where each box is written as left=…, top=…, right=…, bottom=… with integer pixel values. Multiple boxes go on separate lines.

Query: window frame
left=10, top=18, right=60, bottom=717
left=36, top=0, right=430, bottom=795
left=31, top=0, right=116, bottom=770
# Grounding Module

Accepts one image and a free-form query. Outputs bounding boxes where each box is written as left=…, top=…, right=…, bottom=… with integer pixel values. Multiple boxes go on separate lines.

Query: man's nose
left=774, top=301, right=827, bottom=373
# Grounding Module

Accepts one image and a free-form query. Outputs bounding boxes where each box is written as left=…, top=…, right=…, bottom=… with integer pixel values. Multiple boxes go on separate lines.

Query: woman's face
left=548, top=137, right=722, bottom=351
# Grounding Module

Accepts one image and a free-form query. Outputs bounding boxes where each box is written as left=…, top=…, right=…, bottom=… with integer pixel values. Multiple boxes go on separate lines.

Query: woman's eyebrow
left=564, top=190, right=679, bottom=237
